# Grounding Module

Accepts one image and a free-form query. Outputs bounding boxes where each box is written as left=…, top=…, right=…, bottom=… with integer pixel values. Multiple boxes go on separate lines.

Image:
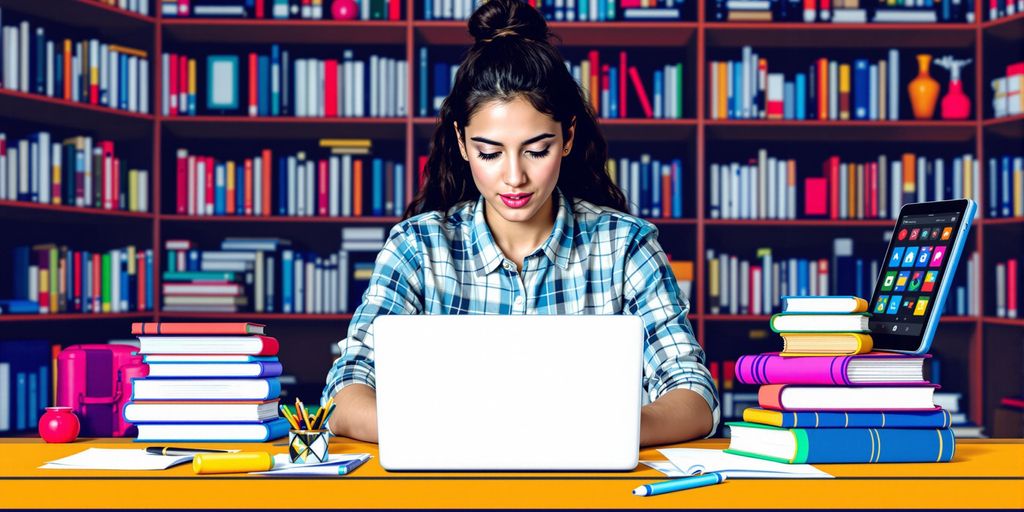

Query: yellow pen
left=279, top=405, right=299, bottom=429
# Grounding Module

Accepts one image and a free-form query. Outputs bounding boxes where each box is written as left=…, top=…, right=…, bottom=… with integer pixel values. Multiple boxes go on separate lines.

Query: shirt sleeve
left=321, top=222, right=424, bottom=406
left=622, top=222, right=721, bottom=439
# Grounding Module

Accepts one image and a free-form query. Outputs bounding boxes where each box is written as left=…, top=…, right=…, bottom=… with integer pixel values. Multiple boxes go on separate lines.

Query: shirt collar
left=471, top=188, right=577, bottom=276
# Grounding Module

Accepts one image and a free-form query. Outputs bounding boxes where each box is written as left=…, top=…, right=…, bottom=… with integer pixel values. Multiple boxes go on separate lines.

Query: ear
left=454, top=121, right=469, bottom=161
left=563, top=116, right=577, bottom=156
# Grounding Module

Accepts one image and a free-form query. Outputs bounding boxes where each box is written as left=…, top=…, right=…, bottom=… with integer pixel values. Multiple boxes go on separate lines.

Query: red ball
left=331, top=0, right=359, bottom=20
left=38, top=407, right=80, bottom=443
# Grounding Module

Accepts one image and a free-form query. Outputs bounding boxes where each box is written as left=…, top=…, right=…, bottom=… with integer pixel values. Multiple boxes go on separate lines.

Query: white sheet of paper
left=39, top=448, right=193, bottom=470
left=656, top=448, right=833, bottom=479
left=640, top=460, right=688, bottom=477
left=252, top=453, right=371, bottom=475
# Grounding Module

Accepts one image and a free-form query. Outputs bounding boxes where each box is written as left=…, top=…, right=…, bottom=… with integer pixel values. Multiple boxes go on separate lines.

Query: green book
left=101, top=253, right=111, bottom=313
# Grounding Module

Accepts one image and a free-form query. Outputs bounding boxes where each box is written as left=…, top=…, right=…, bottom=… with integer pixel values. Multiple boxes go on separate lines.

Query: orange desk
left=1, top=438, right=1022, bottom=509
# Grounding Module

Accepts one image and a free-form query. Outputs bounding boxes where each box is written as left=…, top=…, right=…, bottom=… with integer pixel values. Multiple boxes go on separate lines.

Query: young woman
left=323, top=0, right=719, bottom=447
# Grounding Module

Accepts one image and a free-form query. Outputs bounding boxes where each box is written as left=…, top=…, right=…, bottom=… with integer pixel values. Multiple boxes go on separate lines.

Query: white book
left=396, top=60, right=406, bottom=116
left=307, top=160, right=316, bottom=216
left=295, top=155, right=305, bottom=214
left=709, top=62, right=718, bottom=120
left=917, top=156, right=926, bottom=203
left=868, top=64, right=878, bottom=120
left=729, top=255, right=739, bottom=314
left=786, top=162, right=796, bottom=219
left=355, top=60, right=365, bottom=117
left=935, top=158, right=945, bottom=201
left=839, top=163, right=848, bottom=218
left=0, top=362, right=9, bottom=432
left=132, top=379, right=278, bottom=400
left=828, top=60, right=838, bottom=120
left=45, top=40, right=54, bottom=97
left=295, top=59, right=307, bottom=116
left=329, top=156, right=340, bottom=216
left=369, top=55, right=378, bottom=117
left=888, top=49, right=899, bottom=120
left=140, top=59, right=149, bottom=113
left=342, top=154, right=352, bottom=216
left=996, top=263, right=1006, bottom=317
left=196, top=157, right=207, bottom=215
left=38, top=132, right=50, bottom=204
left=307, top=59, right=318, bottom=118
left=891, top=160, right=902, bottom=216
left=125, top=400, right=279, bottom=423
left=110, top=249, right=121, bottom=312
left=254, top=157, right=263, bottom=215
left=878, top=154, right=888, bottom=218
left=99, top=42, right=108, bottom=106
left=111, top=48, right=121, bottom=111
left=741, top=46, right=752, bottom=119
left=128, top=55, right=138, bottom=112
left=317, top=59, right=325, bottom=117
left=312, top=260, right=321, bottom=313
left=286, top=156, right=296, bottom=215
left=17, top=140, right=27, bottom=201
left=343, top=51, right=355, bottom=117
left=254, top=251, right=264, bottom=313
left=339, top=250, right=349, bottom=312
left=18, top=22, right=28, bottom=92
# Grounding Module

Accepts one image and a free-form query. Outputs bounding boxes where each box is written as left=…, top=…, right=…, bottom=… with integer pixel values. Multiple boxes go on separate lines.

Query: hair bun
left=468, top=0, right=550, bottom=45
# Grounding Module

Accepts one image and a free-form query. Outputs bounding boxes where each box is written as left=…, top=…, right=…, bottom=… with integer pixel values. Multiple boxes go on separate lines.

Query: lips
left=499, top=193, right=533, bottom=209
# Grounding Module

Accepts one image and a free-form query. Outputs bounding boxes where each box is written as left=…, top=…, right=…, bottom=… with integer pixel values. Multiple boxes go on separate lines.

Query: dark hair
left=403, top=0, right=628, bottom=220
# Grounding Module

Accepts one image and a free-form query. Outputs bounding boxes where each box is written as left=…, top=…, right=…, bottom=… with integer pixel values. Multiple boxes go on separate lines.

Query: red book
left=73, top=251, right=82, bottom=312
left=817, top=58, right=829, bottom=120
left=244, top=158, right=254, bottom=215
left=723, top=361, right=736, bottom=390
left=869, top=162, right=879, bottom=218
left=1009, top=259, right=1019, bottom=318
left=248, top=53, right=258, bottom=116
left=168, top=53, right=178, bottom=116
left=601, top=65, right=610, bottom=115
left=1002, top=396, right=1024, bottom=409
left=101, top=141, right=115, bottom=210
left=261, top=149, right=272, bottom=216
left=353, top=159, right=363, bottom=216
left=803, top=0, right=816, bottom=21
left=136, top=251, right=146, bottom=311
left=804, top=177, right=827, bottom=217
left=112, top=158, right=121, bottom=210
left=619, top=51, right=628, bottom=118
left=828, top=156, right=840, bottom=219
left=92, top=253, right=101, bottom=313
left=819, top=0, right=831, bottom=20
left=388, top=0, right=400, bottom=20
left=627, top=66, right=653, bottom=119
left=588, top=50, right=600, bottom=114
left=176, top=152, right=187, bottom=214
left=318, top=159, right=328, bottom=216
left=325, top=59, right=338, bottom=117
left=132, top=322, right=267, bottom=335
left=417, top=155, right=428, bottom=190
left=205, top=157, right=215, bottom=215
left=36, top=249, right=50, bottom=314
left=661, top=167, right=670, bottom=218
left=255, top=0, right=265, bottom=18
left=178, top=55, right=188, bottom=116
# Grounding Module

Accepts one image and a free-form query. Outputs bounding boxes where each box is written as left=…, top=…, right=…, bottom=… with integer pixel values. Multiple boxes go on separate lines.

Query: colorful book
left=779, top=332, right=873, bottom=356
left=725, top=422, right=955, bottom=464
left=758, top=384, right=940, bottom=411
left=131, top=322, right=265, bottom=335
left=145, top=361, right=283, bottom=378
left=780, top=295, right=868, bottom=313
left=142, top=355, right=278, bottom=363
left=742, top=407, right=952, bottom=429
left=136, top=335, right=279, bottom=356
left=769, top=313, right=870, bottom=333
left=124, top=400, right=281, bottom=423
left=736, top=353, right=927, bottom=385
left=135, top=417, right=290, bottom=442
left=131, top=378, right=281, bottom=401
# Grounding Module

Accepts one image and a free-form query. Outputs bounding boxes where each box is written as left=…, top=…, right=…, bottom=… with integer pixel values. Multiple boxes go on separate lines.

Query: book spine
left=793, top=427, right=955, bottom=463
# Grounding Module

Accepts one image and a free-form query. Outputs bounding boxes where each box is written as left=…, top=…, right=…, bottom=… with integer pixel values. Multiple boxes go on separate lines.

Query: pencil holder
left=288, top=429, right=329, bottom=464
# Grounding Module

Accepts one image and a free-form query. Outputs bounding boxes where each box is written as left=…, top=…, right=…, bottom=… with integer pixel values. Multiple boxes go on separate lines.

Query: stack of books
left=125, top=322, right=289, bottom=442
left=725, top=295, right=956, bottom=464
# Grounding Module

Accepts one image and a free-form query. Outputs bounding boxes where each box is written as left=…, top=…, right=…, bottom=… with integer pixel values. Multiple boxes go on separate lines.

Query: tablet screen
left=868, top=202, right=971, bottom=352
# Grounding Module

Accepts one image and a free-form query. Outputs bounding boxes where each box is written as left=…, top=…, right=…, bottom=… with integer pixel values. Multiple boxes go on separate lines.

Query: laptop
left=373, top=314, right=644, bottom=471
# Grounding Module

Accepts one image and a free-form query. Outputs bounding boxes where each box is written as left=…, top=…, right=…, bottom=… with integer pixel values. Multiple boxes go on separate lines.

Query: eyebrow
left=469, top=133, right=556, bottom=147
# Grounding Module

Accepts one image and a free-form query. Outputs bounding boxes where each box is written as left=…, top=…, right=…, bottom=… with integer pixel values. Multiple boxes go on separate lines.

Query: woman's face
left=455, top=96, right=574, bottom=229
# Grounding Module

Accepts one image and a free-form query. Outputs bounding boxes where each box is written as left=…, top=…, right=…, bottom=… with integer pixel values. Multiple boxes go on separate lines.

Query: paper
left=640, top=460, right=689, bottom=477
left=40, top=448, right=194, bottom=471
left=252, top=453, right=372, bottom=476
left=654, top=448, right=833, bottom=479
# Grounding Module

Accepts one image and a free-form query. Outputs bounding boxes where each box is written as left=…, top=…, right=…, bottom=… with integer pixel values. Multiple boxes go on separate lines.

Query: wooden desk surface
left=1, top=438, right=1022, bottom=509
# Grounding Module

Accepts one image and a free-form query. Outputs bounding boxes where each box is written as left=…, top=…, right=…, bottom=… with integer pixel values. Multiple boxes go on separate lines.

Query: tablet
left=867, top=199, right=977, bottom=354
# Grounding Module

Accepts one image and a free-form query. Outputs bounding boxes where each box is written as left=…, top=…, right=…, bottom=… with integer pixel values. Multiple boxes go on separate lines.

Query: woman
left=324, top=0, right=719, bottom=447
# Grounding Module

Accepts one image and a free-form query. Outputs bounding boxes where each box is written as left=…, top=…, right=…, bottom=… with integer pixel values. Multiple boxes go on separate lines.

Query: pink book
left=619, top=51, right=628, bottom=118
left=804, top=177, right=827, bottom=216
left=735, top=352, right=930, bottom=386
left=176, top=151, right=187, bottom=214
left=318, top=159, right=328, bottom=216
left=627, top=66, right=653, bottom=118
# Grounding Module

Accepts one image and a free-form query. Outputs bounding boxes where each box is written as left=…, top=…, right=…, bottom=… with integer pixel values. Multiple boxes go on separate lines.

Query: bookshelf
left=0, top=0, right=1021, bottom=436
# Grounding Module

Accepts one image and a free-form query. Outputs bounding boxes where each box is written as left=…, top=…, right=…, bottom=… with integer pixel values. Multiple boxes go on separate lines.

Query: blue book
left=672, top=158, right=683, bottom=218
left=145, top=250, right=154, bottom=310
left=271, top=45, right=280, bottom=116
left=215, top=164, right=226, bottom=215
left=733, top=61, right=742, bottom=119
left=34, top=29, right=44, bottom=95
left=640, top=155, right=649, bottom=216
left=853, top=59, right=869, bottom=120
left=797, top=259, right=809, bottom=296
left=418, top=47, right=428, bottom=117
left=258, top=55, right=270, bottom=116
left=82, top=251, right=92, bottom=311
left=855, top=258, right=865, bottom=299
left=282, top=251, right=293, bottom=313
left=16, top=372, right=26, bottom=431
left=432, top=62, right=448, bottom=115
left=726, top=422, right=955, bottom=464
left=235, top=162, right=245, bottom=214
left=1002, top=156, right=1012, bottom=217
left=135, top=417, right=291, bottom=442
left=13, top=246, right=29, bottom=299
left=188, top=250, right=200, bottom=271
left=783, top=81, right=794, bottom=120
left=277, top=156, right=287, bottom=215
left=610, top=67, right=618, bottom=118
left=741, top=409, right=954, bottom=429
left=394, top=163, right=404, bottom=216
left=372, top=158, right=383, bottom=216
left=651, top=161, right=661, bottom=218
left=424, top=0, right=432, bottom=19
left=28, top=373, right=37, bottom=428
left=653, top=70, right=663, bottom=118
left=120, top=54, right=129, bottom=110
left=120, top=252, right=129, bottom=311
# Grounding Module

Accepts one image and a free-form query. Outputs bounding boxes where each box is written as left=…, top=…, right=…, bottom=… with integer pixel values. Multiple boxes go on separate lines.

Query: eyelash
left=477, top=148, right=551, bottom=161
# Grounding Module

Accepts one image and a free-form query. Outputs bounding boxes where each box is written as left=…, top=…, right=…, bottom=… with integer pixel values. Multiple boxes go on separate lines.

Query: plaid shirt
left=323, top=188, right=720, bottom=436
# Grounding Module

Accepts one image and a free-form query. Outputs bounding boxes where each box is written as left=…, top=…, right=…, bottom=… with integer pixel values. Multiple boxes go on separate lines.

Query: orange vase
left=908, top=54, right=940, bottom=120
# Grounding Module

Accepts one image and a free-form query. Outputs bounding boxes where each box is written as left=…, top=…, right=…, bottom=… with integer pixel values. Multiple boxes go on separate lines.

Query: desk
left=1, top=438, right=1022, bottom=509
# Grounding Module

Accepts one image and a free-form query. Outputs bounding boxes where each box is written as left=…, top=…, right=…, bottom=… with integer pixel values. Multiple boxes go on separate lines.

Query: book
left=143, top=355, right=278, bottom=363
left=145, top=361, right=283, bottom=378
left=136, top=335, right=279, bottom=356
left=769, top=313, right=870, bottom=333
left=135, top=417, right=290, bottom=442
left=758, top=384, right=940, bottom=411
left=780, top=295, right=867, bottom=313
left=735, top=352, right=926, bottom=385
left=779, top=332, right=873, bottom=356
left=742, top=407, right=952, bottom=429
left=725, top=422, right=955, bottom=463
left=124, top=400, right=281, bottom=423
left=131, top=378, right=281, bottom=400
left=131, top=322, right=265, bottom=335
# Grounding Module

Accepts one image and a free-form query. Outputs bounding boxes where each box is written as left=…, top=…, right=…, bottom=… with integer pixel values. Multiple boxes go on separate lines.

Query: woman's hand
left=327, top=383, right=379, bottom=443
left=639, top=388, right=714, bottom=447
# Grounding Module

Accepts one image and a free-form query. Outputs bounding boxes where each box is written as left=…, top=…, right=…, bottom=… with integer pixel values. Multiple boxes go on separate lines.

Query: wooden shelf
left=0, top=312, right=152, bottom=322
left=0, top=0, right=154, bottom=28
left=413, top=20, right=697, bottom=46
left=982, top=11, right=1024, bottom=40
left=158, top=312, right=355, bottom=321
left=0, top=88, right=153, bottom=138
left=160, top=214, right=403, bottom=224
left=984, top=217, right=1024, bottom=226
left=704, top=22, right=976, bottom=48
left=161, top=19, right=408, bottom=45
left=983, top=113, right=1024, bottom=139
left=161, top=116, right=408, bottom=140
left=705, top=119, right=977, bottom=142
left=704, top=219, right=895, bottom=227
left=984, top=317, right=1024, bottom=327
left=0, top=200, right=154, bottom=222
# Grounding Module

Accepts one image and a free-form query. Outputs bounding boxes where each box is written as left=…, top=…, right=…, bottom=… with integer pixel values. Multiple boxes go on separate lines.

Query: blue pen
left=337, top=454, right=370, bottom=475
left=632, top=472, right=727, bottom=497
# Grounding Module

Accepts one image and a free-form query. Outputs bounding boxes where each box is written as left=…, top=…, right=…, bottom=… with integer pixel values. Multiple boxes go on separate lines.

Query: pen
left=632, top=472, right=727, bottom=497
left=146, top=447, right=232, bottom=457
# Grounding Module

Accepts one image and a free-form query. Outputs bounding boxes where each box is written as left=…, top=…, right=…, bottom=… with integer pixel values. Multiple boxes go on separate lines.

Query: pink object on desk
left=38, top=407, right=80, bottom=443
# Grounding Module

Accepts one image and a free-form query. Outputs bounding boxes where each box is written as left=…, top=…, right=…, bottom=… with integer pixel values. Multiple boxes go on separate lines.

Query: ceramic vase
left=908, top=54, right=940, bottom=120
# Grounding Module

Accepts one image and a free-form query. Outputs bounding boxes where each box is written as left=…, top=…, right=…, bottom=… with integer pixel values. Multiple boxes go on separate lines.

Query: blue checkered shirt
left=322, top=188, right=720, bottom=436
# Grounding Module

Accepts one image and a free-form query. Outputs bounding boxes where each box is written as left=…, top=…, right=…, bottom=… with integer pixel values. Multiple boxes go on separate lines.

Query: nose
left=503, top=153, right=527, bottom=187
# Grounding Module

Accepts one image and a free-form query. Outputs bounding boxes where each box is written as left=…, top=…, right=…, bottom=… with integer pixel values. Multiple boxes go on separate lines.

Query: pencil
left=319, top=403, right=336, bottom=430
left=279, top=405, right=299, bottom=430
left=296, top=398, right=310, bottom=430
left=308, top=406, right=324, bottom=431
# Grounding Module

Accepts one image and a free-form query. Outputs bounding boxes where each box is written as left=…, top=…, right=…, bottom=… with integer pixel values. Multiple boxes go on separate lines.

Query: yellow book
left=779, top=332, right=873, bottom=356
left=52, top=149, right=62, bottom=205
left=839, top=63, right=851, bottom=120
left=717, top=61, right=728, bottom=119
left=188, top=59, right=197, bottom=101
left=1015, top=162, right=1023, bottom=216
left=319, top=138, right=373, bottom=148
left=128, top=170, right=138, bottom=212
left=963, top=154, right=974, bottom=201
left=606, top=159, right=617, bottom=186
left=39, top=269, right=50, bottom=314
left=109, top=44, right=148, bottom=59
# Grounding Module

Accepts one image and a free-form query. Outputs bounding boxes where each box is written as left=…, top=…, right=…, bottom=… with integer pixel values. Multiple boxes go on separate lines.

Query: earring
left=563, top=147, right=570, bottom=155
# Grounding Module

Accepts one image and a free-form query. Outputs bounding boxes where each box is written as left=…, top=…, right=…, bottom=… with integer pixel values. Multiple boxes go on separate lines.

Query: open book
left=642, top=448, right=832, bottom=479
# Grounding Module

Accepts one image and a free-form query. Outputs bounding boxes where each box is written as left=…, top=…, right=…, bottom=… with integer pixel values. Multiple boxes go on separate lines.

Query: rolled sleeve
left=623, top=222, right=721, bottom=438
left=321, top=222, right=424, bottom=405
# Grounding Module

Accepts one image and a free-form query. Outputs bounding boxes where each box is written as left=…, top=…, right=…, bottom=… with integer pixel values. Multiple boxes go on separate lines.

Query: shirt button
left=514, top=296, right=524, bottom=306
left=503, top=262, right=514, bottom=271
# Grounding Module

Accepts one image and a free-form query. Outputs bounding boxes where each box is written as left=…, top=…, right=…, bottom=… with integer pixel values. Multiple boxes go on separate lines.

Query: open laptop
left=373, top=314, right=644, bottom=471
